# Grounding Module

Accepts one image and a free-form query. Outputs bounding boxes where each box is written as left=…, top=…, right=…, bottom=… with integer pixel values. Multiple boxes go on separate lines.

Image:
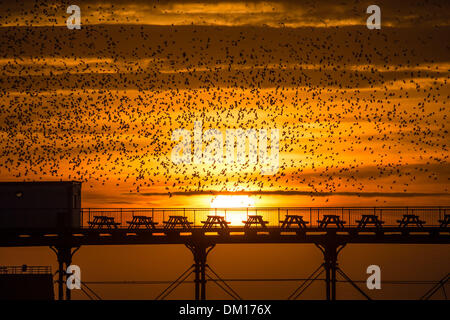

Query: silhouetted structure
left=0, top=182, right=448, bottom=300
left=0, top=181, right=81, bottom=229
left=0, top=265, right=54, bottom=300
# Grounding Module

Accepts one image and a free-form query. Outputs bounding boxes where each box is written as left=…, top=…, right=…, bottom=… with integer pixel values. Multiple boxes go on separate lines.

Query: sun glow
left=210, top=195, right=255, bottom=226
left=210, top=195, right=255, bottom=208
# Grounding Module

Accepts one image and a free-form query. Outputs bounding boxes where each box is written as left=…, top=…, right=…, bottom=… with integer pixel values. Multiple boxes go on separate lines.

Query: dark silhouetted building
left=0, top=181, right=81, bottom=229
left=0, top=265, right=54, bottom=300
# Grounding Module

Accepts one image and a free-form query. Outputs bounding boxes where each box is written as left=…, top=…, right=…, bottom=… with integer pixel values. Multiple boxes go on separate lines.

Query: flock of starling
left=0, top=4, right=448, bottom=200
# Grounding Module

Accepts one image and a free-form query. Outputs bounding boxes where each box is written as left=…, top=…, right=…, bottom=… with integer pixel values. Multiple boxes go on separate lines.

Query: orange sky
left=0, top=1, right=449, bottom=208
left=1, top=0, right=449, bottom=300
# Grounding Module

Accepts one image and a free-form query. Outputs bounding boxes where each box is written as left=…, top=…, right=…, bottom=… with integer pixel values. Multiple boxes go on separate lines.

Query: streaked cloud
left=1, top=1, right=449, bottom=27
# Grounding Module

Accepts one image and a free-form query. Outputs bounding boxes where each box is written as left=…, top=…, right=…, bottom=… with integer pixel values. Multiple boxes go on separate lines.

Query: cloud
left=1, top=1, right=449, bottom=27
left=128, top=190, right=450, bottom=197
left=0, top=24, right=449, bottom=91
left=1, top=24, right=448, bottom=62
left=1, top=68, right=447, bottom=91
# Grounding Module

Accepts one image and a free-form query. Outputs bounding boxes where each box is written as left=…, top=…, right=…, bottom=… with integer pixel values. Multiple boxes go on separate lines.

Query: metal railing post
left=310, top=207, right=312, bottom=227
left=278, top=208, right=280, bottom=227
left=439, top=207, right=441, bottom=223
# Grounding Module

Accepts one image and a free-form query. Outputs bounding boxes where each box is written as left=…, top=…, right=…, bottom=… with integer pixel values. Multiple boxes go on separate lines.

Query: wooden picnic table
left=164, top=215, right=193, bottom=230
left=280, top=215, right=309, bottom=229
left=243, top=215, right=268, bottom=229
left=202, top=215, right=230, bottom=230
left=317, top=215, right=346, bottom=228
left=397, top=214, right=425, bottom=228
left=356, top=215, right=384, bottom=228
left=127, top=215, right=158, bottom=230
left=88, top=216, right=120, bottom=229
left=438, top=214, right=450, bottom=228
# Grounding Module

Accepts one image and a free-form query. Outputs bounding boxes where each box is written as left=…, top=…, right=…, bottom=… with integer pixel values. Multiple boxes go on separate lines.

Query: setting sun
left=210, top=195, right=255, bottom=208
left=210, top=195, right=255, bottom=225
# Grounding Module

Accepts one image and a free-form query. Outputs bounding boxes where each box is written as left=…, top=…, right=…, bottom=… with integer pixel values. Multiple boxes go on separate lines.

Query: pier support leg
left=185, top=241, right=215, bottom=300
left=314, top=242, right=370, bottom=300
left=50, top=246, right=80, bottom=300
left=316, top=243, right=345, bottom=300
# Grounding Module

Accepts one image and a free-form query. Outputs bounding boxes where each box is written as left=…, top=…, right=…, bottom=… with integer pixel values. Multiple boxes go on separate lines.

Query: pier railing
left=0, top=265, right=52, bottom=274
left=80, top=207, right=449, bottom=228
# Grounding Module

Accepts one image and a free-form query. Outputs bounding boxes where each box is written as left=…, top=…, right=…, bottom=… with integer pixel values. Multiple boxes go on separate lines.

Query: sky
left=0, top=0, right=449, bottom=207
left=0, top=0, right=449, bottom=299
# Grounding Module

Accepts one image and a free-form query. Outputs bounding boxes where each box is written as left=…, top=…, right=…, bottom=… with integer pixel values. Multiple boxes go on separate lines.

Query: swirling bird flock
left=0, top=4, right=449, bottom=203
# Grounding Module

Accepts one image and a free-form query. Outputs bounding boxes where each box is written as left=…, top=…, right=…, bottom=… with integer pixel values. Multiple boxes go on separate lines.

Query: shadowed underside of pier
left=1, top=226, right=449, bottom=247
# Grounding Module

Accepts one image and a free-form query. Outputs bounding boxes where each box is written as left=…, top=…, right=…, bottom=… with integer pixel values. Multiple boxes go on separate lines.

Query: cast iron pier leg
left=316, top=242, right=345, bottom=300
left=186, top=241, right=215, bottom=300
left=50, top=246, right=79, bottom=300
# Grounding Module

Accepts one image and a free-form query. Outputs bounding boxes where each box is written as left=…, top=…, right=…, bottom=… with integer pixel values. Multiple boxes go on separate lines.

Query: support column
left=328, top=245, right=338, bottom=300
left=185, top=241, right=215, bottom=300
left=316, top=242, right=344, bottom=300
left=325, top=258, right=331, bottom=300
left=50, top=246, right=79, bottom=300
left=57, top=256, right=64, bottom=301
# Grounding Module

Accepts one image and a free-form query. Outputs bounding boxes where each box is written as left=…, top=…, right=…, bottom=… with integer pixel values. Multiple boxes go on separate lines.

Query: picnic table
left=356, top=215, right=384, bottom=228
left=127, top=215, right=158, bottom=230
left=438, top=214, right=450, bottom=228
left=243, top=215, right=268, bottom=229
left=317, top=215, right=346, bottom=228
left=88, top=216, right=120, bottom=229
left=280, top=215, right=309, bottom=229
left=397, top=214, right=425, bottom=228
left=202, top=215, right=230, bottom=230
left=163, top=215, right=193, bottom=230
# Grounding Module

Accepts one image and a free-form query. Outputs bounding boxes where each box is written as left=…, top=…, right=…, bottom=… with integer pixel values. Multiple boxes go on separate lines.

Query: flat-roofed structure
left=0, top=181, right=81, bottom=229
left=0, top=265, right=54, bottom=300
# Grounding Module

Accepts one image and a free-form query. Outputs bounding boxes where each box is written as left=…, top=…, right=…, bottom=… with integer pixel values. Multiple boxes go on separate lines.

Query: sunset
left=0, top=0, right=449, bottom=314
left=211, top=196, right=255, bottom=209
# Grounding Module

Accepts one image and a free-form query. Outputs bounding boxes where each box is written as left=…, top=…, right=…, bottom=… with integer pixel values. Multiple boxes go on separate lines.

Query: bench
left=356, top=215, right=384, bottom=228
left=88, top=216, right=120, bottom=229
left=280, top=215, right=309, bottom=229
left=397, top=215, right=425, bottom=228
left=127, top=215, right=159, bottom=230
left=317, top=215, right=346, bottom=228
left=243, top=215, right=269, bottom=229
